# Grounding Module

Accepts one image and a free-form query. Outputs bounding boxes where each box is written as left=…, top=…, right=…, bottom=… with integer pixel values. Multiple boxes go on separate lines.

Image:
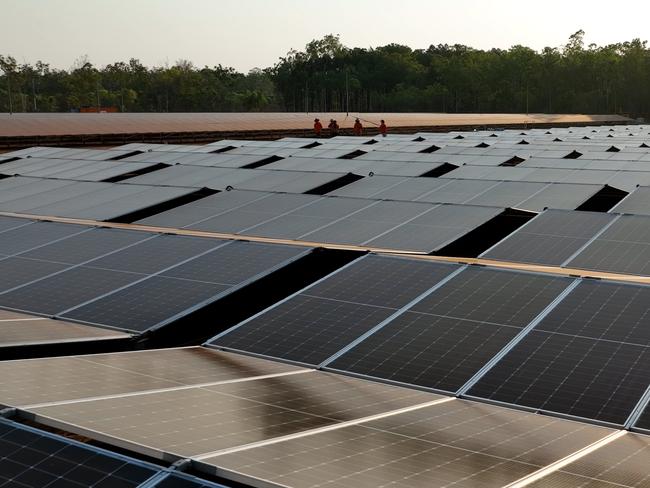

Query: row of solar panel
left=137, top=190, right=504, bottom=253
left=0, top=347, right=647, bottom=488
left=0, top=417, right=227, bottom=488
left=0, top=308, right=130, bottom=349
left=207, top=254, right=650, bottom=426
left=484, top=209, right=650, bottom=276
left=0, top=216, right=307, bottom=334
left=0, top=176, right=197, bottom=221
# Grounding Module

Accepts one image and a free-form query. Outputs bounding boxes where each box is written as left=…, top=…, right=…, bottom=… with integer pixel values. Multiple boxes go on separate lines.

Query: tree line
left=1, top=31, right=649, bottom=115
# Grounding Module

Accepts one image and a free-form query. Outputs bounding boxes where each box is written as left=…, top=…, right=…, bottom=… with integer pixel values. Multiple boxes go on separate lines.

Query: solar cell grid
left=18, top=228, right=152, bottom=265
left=301, top=200, right=435, bottom=247
left=0, top=317, right=129, bottom=348
left=331, top=268, right=573, bottom=392
left=365, top=204, right=503, bottom=252
left=305, top=255, right=458, bottom=308
left=0, top=257, right=69, bottom=293
left=482, top=210, right=616, bottom=266
left=211, top=256, right=460, bottom=364
left=517, top=183, right=602, bottom=211
left=0, top=266, right=145, bottom=316
left=568, top=215, right=650, bottom=275
left=203, top=370, right=438, bottom=422
left=533, top=280, right=650, bottom=343
left=0, top=216, right=32, bottom=233
left=0, top=347, right=301, bottom=407
left=525, top=434, right=650, bottom=488
left=0, top=419, right=158, bottom=488
left=160, top=241, right=305, bottom=285
left=63, top=276, right=230, bottom=332
left=205, top=399, right=610, bottom=488
left=469, top=280, right=650, bottom=425
left=612, top=186, right=650, bottom=216
left=86, top=235, right=222, bottom=275
left=0, top=221, right=88, bottom=256
left=28, top=383, right=338, bottom=458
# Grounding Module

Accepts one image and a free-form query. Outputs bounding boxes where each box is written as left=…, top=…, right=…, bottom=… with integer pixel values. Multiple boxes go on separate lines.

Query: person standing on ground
left=313, top=118, right=323, bottom=137
left=379, top=119, right=387, bottom=137
left=328, top=119, right=339, bottom=137
left=353, top=118, right=363, bottom=136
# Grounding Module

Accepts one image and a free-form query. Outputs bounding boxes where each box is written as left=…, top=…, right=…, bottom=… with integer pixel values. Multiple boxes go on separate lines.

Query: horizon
left=4, top=0, right=650, bottom=72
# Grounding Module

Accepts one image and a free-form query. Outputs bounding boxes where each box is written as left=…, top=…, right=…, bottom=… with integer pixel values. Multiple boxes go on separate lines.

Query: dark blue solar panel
left=0, top=418, right=159, bottom=487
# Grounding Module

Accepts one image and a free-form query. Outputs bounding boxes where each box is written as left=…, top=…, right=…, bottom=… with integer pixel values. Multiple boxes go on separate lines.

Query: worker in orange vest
left=379, top=119, right=387, bottom=137
left=313, top=118, right=323, bottom=137
left=353, top=118, right=363, bottom=136
left=328, top=119, right=339, bottom=137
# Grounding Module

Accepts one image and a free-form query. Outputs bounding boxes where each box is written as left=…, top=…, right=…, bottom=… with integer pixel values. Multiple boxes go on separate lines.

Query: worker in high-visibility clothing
left=379, top=119, right=388, bottom=137
left=328, top=119, right=339, bottom=137
left=353, top=118, right=363, bottom=136
left=313, top=118, right=323, bottom=137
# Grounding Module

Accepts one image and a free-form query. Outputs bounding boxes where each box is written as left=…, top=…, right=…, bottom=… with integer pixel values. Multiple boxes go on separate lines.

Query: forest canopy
left=1, top=31, right=649, bottom=114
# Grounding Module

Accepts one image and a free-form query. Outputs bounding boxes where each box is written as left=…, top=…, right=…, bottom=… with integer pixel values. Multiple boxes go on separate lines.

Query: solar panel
left=0, top=418, right=159, bottom=488
left=482, top=210, right=616, bottom=266
left=63, top=241, right=306, bottom=332
left=516, top=183, right=602, bottom=211
left=415, top=179, right=500, bottom=204
left=331, top=267, right=572, bottom=392
left=464, top=181, right=548, bottom=207
left=469, top=280, right=650, bottom=424
left=137, top=191, right=274, bottom=229
left=0, top=316, right=129, bottom=348
left=0, top=178, right=79, bottom=204
left=210, top=255, right=460, bottom=364
left=0, top=181, right=113, bottom=213
left=239, top=197, right=374, bottom=239
left=0, top=258, right=69, bottom=293
left=86, top=235, right=221, bottom=274
left=160, top=241, right=306, bottom=284
left=0, top=347, right=301, bottom=407
left=355, top=177, right=452, bottom=201
left=64, top=276, right=229, bottom=332
left=0, top=221, right=88, bottom=256
left=18, top=228, right=152, bottom=265
left=328, top=175, right=410, bottom=198
left=567, top=215, right=650, bottom=275
left=205, top=399, right=610, bottom=488
left=186, top=193, right=320, bottom=234
left=0, top=216, right=32, bottom=233
left=27, top=371, right=437, bottom=459
left=612, top=186, right=650, bottom=215
left=525, top=434, right=650, bottom=487
left=0, top=266, right=145, bottom=316
left=47, top=186, right=196, bottom=221
left=364, top=204, right=503, bottom=253
left=300, top=200, right=434, bottom=247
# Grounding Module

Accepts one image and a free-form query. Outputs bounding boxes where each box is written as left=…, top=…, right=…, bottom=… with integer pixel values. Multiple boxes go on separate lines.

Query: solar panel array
left=0, top=219, right=308, bottom=334
left=0, top=176, right=196, bottom=221
left=2, top=123, right=650, bottom=488
left=0, top=347, right=621, bottom=488
left=485, top=209, right=650, bottom=276
left=138, top=190, right=503, bottom=253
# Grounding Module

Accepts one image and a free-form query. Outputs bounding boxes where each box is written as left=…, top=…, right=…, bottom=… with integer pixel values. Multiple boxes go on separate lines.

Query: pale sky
left=3, top=0, right=649, bottom=72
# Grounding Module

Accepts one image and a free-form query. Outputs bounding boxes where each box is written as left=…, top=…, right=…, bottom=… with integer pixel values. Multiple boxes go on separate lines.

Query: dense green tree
left=2, top=32, right=650, bottom=114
